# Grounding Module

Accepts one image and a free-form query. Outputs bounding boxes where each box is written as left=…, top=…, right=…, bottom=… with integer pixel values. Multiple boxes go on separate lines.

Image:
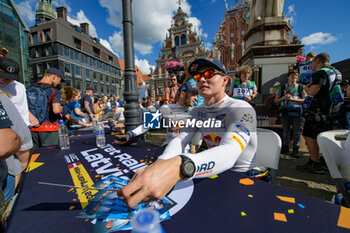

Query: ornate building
left=212, top=0, right=250, bottom=77
left=150, top=6, right=210, bottom=98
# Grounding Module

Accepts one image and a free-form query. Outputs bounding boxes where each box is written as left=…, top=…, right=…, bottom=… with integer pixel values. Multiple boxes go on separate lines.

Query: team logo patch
left=215, top=114, right=226, bottom=120
left=198, top=112, right=206, bottom=118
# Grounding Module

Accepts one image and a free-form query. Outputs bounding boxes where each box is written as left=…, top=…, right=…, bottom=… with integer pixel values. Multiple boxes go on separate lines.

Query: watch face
left=184, top=161, right=195, bottom=176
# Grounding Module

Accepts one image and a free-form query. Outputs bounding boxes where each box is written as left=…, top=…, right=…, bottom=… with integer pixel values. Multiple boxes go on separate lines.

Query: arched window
left=181, top=35, right=186, bottom=45
left=175, top=36, right=180, bottom=46
left=220, top=47, right=225, bottom=65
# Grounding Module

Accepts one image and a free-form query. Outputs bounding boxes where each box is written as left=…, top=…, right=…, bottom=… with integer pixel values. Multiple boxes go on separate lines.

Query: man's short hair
left=237, top=65, right=252, bottom=77
left=287, top=70, right=299, bottom=77
left=306, top=52, right=316, bottom=58
left=315, top=53, right=330, bottom=64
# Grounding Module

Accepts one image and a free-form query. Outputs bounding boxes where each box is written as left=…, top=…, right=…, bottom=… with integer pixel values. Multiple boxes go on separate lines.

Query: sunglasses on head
left=193, top=69, right=225, bottom=82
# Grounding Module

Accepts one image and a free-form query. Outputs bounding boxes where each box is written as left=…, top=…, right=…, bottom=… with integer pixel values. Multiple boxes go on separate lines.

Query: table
left=5, top=133, right=350, bottom=233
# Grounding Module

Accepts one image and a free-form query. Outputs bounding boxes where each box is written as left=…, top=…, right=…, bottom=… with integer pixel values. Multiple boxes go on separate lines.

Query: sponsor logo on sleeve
left=195, top=161, right=215, bottom=176
left=231, top=134, right=245, bottom=151
left=240, top=113, right=254, bottom=124
left=235, top=124, right=250, bottom=136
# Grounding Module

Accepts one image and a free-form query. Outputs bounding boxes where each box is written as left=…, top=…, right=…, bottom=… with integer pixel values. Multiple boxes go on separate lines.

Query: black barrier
left=5, top=134, right=350, bottom=233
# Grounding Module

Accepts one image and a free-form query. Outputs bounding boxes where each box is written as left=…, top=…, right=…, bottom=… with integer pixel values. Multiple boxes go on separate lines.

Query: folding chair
left=256, top=128, right=282, bottom=183
left=317, top=129, right=350, bottom=206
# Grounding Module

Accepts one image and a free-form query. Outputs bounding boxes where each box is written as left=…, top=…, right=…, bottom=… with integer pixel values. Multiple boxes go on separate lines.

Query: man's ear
left=223, top=76, right=229, bottom=86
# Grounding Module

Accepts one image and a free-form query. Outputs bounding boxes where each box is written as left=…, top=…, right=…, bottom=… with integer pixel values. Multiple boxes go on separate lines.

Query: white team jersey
left=132, top=104, right=193, bottom=146
left=160, top=95, right=259, bottom=177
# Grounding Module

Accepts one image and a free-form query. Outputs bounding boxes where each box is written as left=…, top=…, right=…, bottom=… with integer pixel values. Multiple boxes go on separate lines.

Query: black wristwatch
left=180, top=155, right=196, bottom=178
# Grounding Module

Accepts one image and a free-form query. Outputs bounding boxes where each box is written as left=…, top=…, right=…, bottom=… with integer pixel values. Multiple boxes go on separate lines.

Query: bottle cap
left=59, top=120, right=64, bottom=124
left=131, top=209, right=162, bottom=233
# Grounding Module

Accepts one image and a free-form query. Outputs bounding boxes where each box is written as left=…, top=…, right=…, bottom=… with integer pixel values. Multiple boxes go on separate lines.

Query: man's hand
left=29, top=114, right=40, bottom=128
left=117, top=157, right=183, bottom=207
left=244, top=95, right=252, bottom=102
left=114, top=133, right=131, bottom=145
left=0, top=47, right=8, bottom=58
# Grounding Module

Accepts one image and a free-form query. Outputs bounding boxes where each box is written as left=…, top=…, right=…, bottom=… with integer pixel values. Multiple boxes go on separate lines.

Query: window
left=75, top=66, right=81, bottom=76
left=93, top=47, right=100, bottom=58
left=181, top=35, right=186, bottom=45
left=74, top=37, right=82, bottom=50
left=101, top=85, right=104, bottom=93
left=63, top=46, right=69, bottom=56
left=83, top=55, right=89, bottom=64
left=108, top=56, right=113, bottom=63
left=37, top=64, right=43, bottom=75
left=94, top=84, right=98, bottom=92
left=65, top=79, right=71, bottom=86
left=175, top=36, right=179, bottom=46
left=76, top=81, right=81, bottom=90
left=64, top=63, right=70, bottom=73
left=85, top=69, right=90, bottom=78
left=44, top=29, right=51, bottom=41
left=74, top=51, right=79, bottom=60
left=157, top=83, right=164, bottom=95
left=33, top=33, right=38, bottom=43
left=93, top=72, right=97, bottom=80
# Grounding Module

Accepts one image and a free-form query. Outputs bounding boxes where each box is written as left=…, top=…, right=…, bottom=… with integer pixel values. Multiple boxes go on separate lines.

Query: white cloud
left=301, top=32, right=338, bottom=46
left=189, top=17, right=208, bottom=39
left=100, top=39, right=117, bottom=55
left=52, top=0, right=72, bottom=13
left=15, top=0, right=38, bottom=23
left=67, top=10, right=98, bottom=38
left=98, top=0, right=206, bottom=55
left=285, top=5, right=296, bottom=24
left=109, top=31, right=124, bottom=56
left=135, top=58, right=155, bottom=75
left=16, top=0, right=36, bottom=23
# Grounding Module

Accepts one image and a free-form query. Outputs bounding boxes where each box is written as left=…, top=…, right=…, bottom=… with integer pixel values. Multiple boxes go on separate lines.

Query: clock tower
left=150, top=6, right=210, bottom=98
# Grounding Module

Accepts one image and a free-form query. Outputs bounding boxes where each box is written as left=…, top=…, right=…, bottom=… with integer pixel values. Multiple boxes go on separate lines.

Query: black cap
left=188, top=58, right=227, bottom=76
left=0, top=58, right=20, bottom=81
left=47, top=67, right=65, bottom=82
left=178, top=81, right=197, bottom=93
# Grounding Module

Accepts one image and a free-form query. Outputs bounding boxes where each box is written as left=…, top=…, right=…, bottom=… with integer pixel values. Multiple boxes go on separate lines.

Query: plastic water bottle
left=58, top=120, right=70, bottom=150
left=92, top=115, right=97, bottom=132
left=131, top=209, right=165, bottom=233
left=96, top=123, right=106, bottom=147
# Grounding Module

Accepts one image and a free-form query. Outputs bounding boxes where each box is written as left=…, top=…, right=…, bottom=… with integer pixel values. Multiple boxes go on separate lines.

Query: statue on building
left=250, top=0, right=284, bottom=25
left=240, top=41, right=245, bottom=56
left=224, top=0, right=229, bottom=11
left=230, top=43, right=235, bottom=60
left=216, top=48, right=221, bottom=61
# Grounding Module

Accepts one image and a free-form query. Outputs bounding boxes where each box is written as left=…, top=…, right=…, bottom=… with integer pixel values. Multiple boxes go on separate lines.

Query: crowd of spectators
left=0, top=43, right=349, bottom=214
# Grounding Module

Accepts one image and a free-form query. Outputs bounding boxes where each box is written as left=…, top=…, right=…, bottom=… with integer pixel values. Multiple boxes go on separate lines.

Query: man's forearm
left=84, top=101, right=92, bottom=115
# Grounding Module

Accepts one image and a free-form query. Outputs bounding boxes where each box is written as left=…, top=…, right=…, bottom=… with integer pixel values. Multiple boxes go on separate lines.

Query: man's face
left=310, top=58, right=320, bottom=71
left=240, top=71, right=251, bottom=82
left=196, top=67, right=227, bottom=98
left=74, top=92, right=81, bottom=102
left=87, top=90, right=93, bottom=96
left=288, top=73, right=299, bottom=83
left=170, top=76, right=177, bottom=85
left=183, top=91, right=198, bottom=107
left=0, top=78, right=14, bottom=85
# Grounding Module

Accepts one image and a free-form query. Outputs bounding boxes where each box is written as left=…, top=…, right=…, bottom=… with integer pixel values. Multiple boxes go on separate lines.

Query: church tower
left=35, top=0, right=56, bottom=24
left=150, top=3, right=210, bottom=98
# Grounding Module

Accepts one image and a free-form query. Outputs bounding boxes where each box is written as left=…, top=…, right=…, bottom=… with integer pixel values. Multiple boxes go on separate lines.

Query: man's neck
left=177, top=99, right=189, bottom=109
left=204, top=93, right=226, bottom=106
left=288, top=81, right=296, bottom=86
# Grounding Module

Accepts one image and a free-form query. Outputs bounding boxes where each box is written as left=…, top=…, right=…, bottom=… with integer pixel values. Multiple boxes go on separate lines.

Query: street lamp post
left=121, top=0, right=140, bottom=131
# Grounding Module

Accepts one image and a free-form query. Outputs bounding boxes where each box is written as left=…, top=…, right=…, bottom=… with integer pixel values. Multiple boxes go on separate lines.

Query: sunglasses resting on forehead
left=193, top=69, right=225, bottom=82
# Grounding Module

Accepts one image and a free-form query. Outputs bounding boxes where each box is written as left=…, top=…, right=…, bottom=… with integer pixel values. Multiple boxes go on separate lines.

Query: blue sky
left=14, top=0, right=350, bottom=73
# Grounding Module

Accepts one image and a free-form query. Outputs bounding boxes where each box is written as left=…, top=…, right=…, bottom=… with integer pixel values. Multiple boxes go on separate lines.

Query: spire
left=35, top=0, right=56, bottom=24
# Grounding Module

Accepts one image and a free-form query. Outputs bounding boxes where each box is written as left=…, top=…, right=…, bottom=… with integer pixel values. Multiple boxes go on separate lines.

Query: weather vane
left=178, top=0, right=181, bottom=7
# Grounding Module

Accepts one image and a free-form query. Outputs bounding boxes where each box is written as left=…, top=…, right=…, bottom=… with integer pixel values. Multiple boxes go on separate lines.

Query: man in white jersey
left=118, top=58, right=258, bottom=207
left=115, top=81, right=198, bottom=147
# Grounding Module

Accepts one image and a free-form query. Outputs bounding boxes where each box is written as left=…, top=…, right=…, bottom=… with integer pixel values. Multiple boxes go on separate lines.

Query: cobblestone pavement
left=145, top=131, right=337, bottom=203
